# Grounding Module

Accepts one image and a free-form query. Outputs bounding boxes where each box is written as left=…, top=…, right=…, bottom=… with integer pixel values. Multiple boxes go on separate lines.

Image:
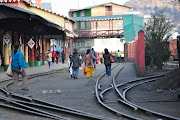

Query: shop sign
left=3, top=33, right=11, bottom=45
left=27, top=38, right=35, bottom=49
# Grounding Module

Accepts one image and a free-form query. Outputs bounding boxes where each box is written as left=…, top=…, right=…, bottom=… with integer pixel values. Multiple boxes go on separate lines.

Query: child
left=68, top=55, right=73, bottom=78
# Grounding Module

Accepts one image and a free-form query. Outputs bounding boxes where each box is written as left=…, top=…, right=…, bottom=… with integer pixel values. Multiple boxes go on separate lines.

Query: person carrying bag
left=11, top=44, right=28, bottom=93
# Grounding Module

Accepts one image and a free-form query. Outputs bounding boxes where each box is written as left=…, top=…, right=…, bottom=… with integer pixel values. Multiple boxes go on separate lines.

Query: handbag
left=110, top=55, right=114, bottom=63
left=79, top=66, right=82, bottom=70
left=84, top=68, right=86, bottom=75
left=6, top=64, right=13, bottom=77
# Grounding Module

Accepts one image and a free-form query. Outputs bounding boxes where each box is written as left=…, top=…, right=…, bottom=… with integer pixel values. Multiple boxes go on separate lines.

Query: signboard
left=27, top=38, right=35, bottom=49
left=3, top=32, right=11, bottom=45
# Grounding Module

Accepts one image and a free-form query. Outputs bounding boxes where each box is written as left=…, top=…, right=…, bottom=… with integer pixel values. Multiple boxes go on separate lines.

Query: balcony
left=74, top=29, right=124, bottom=38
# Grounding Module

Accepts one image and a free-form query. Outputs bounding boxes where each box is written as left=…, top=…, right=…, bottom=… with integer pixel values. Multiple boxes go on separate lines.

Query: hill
left=124, top=0, right=180, bottom=23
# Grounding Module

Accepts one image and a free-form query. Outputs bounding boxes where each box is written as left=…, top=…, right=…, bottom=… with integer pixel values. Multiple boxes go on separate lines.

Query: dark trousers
left=117, top=57, right=121, bottom=63
left=105, top=64, right=111, bottom=76
left=62, top=59, right=65, bottom=64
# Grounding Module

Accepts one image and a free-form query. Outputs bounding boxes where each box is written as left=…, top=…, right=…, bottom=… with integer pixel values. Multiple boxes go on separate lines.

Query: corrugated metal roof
left=71, top=15, right=123, bottom=21
left=71, top=2, right=132, bottom=12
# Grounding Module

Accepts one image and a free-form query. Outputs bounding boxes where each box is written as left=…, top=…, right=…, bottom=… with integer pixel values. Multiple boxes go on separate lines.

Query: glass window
left=80, top=11, right=85, bottom=17
left=73, top=12, right=77, bottom=17
left=81, top=22, right=85, bottom=29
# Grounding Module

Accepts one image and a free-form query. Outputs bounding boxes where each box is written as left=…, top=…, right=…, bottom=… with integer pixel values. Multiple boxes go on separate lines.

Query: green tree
left=145, top=11, right=173, bottom=69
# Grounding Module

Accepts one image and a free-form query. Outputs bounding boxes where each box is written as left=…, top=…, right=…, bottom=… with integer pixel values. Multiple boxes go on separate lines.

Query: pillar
left=34, top=39, right=38, bottom=67
left=4, top=45, right=9, bottom=71
left=24, top=45, right=28, bottom=66
left=42, top=35, right=45, bottom=65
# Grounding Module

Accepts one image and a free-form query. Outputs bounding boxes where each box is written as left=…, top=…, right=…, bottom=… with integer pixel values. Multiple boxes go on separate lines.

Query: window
left=116, top=23, right=122, bottom=28
left=87, top=22, right=91, bottom=29
left=80, top=10, right=85, bottom=17
left=81, top=22, right=85, bottom=29
left=73, top=23, right=77, bottom=30
left=73, top=12, right=77, bottom=17
left=105, top=6, right=112, bottom=16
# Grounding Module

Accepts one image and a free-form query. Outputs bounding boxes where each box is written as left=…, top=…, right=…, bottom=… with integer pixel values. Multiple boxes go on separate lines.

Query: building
left=69, top=2, right=143, bottom=59
left=0, top=0, right=76, bottom=72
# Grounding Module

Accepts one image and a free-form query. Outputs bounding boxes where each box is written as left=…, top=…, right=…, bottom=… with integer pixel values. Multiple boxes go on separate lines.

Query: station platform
left=0, top=62, right=68, bottom=81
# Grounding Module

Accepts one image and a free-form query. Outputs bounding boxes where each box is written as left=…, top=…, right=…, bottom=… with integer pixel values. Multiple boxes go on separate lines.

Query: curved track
left=95, top=63, right=180, bottom=120
left=0, top=68, right=111, bottom=120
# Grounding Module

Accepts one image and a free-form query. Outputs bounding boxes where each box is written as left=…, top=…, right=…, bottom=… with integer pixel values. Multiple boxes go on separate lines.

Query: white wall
left=92, top=38, right=124, bottom=56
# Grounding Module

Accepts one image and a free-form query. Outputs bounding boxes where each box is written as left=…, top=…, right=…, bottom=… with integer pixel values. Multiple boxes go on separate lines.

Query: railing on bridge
left=74, top=29, right=124, bottom=38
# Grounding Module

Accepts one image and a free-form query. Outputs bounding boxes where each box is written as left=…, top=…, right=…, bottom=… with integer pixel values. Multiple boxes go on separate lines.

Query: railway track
left=95, top=63, right=180, bottom=120
left=0, top=68, right=112, bottom=120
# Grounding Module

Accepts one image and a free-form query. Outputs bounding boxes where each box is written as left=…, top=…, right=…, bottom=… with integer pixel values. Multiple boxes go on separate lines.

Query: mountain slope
left=124, top=0, right=180, bottom=23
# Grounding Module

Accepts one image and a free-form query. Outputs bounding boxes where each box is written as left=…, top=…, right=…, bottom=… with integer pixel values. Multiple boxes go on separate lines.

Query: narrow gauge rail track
left=95, top=63, right=180, bottom=120
left=0, top=68, right=112, bottom=120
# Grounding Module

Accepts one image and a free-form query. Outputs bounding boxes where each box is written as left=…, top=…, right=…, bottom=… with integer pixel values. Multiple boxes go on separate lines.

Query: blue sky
left=34, top=0, right=130, bottom=17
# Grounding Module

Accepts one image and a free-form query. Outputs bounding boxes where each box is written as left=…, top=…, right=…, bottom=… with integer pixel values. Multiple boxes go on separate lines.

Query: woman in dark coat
left=103, top=48, right=113, bottom=76
left=71, top=51, right=81, bottom=79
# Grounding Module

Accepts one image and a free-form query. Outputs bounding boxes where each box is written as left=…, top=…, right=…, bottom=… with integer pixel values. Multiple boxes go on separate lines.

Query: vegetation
left=144, top=11, right=174, bottom=69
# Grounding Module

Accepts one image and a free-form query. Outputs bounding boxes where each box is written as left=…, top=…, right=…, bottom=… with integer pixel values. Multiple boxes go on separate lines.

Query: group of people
left=46, top=50, right=65, bottom=69
left=10, top=43, right=120, bottom=93
left=68, top=48, right=117, bottom=79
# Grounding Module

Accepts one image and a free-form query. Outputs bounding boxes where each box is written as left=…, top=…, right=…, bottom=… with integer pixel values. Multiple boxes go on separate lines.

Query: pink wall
left=134, top=30, right=145, bottom=74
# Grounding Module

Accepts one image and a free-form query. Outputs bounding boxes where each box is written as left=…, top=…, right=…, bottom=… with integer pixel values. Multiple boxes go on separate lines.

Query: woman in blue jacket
left=11, top=44, right=28, bottom=93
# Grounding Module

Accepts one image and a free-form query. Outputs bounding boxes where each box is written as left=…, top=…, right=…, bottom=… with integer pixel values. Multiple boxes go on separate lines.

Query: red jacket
left=52, top=52, right=57, bottom=57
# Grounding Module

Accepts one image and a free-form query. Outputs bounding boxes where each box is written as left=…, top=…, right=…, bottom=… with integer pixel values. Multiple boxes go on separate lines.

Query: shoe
left=21, top=88, right=29, bottom=91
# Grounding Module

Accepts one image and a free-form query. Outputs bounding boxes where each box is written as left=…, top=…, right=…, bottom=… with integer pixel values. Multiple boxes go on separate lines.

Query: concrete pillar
left=34, top=39, right=38, bottom=67
left=4, top=45, right=9, bottom=71
left=24, top=45, right=28, bottom=66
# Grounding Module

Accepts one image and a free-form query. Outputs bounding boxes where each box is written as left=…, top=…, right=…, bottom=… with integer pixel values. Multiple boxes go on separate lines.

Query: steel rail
left=95, top=63, right=141, bottom=120
left=2, top=69, right=110, bottom=120
left=0, top=96, right=69, bottom=120
left=122, top=78, right=180, bottom=120
left=99, top=63, right=179, bottom=120
left=112, top=64, right=138, bottom=111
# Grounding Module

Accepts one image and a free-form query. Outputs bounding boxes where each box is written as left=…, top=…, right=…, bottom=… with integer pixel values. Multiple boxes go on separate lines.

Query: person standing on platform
left=71, top=51, right=81, bottom=79
left=68, top=55, right=74, bottom=78
left=84, top=49, right=99, bottom=78
left=117, top=50, right=121, bottom=63
left=46, top=50, right=52, bottom=69
left=56, top=51, right=59, bottom=64
left=91, top=48, right=97, bottom=69
left=62, top=51, right=65, bottom=64
left=52, top=51, right=57, bottom=65
left=103, top=48, right=113, bottom=77
left=11, top=44, right=28, bottom=93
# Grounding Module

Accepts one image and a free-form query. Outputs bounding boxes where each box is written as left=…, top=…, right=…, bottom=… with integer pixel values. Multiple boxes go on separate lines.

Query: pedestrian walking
left=46, top=50, right=52, bottom=69
left=62, top=51, right=65, bottom=64
left=84, top=49, right=99, bottom=78
left=71, top=51, right=81, bottom=79
left=68, top=55, right=74, bottom=78
left=117, top=50, right=121, bottom=63
left=11, top=44, right=28, bottom=93
left=52, top=51, right=57, bottom=64
left=103, top=48, right=114, bottom=77
left=56, top=51, right=59, bottom=64
left=91, top=48, right=97, bottom=69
